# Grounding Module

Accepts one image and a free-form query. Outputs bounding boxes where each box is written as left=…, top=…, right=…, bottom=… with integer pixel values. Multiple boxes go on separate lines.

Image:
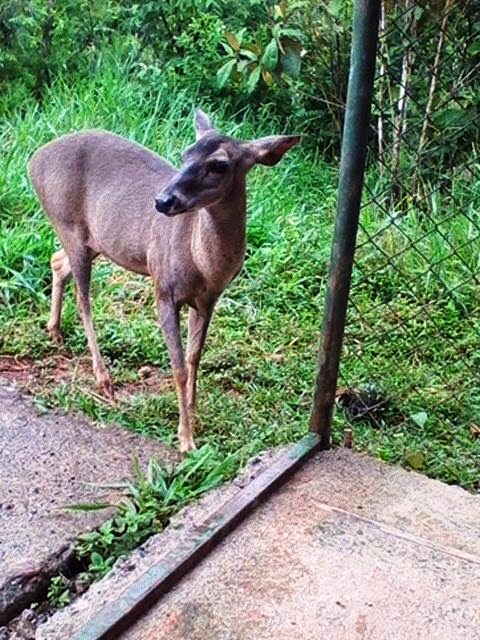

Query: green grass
left=1, top=56, right=479, bottom=493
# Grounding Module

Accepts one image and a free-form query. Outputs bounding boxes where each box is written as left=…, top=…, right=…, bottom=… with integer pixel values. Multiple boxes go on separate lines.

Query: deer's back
left=28, top=130, right=179, bottom=273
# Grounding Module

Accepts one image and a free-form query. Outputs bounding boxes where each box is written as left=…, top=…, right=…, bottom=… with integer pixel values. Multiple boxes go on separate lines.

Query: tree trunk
left=417, top=0, right=453, bottom=159
left=377, top=0, right=386, bottom=174
left=390, top=0, right=416, bottom=203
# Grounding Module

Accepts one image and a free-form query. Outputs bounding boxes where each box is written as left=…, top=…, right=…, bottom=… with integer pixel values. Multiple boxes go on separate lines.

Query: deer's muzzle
left=155, top=194, right=179, bottom=215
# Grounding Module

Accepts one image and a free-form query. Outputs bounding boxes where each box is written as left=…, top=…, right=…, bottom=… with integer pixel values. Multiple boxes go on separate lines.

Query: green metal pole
left=310, top=0, right=380, bottom=448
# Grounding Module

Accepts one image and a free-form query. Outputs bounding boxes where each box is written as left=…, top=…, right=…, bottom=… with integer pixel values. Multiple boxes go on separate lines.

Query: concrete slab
left=0, top=382, right=176, bottom=624
left=37, top=448, right=480, bottom=640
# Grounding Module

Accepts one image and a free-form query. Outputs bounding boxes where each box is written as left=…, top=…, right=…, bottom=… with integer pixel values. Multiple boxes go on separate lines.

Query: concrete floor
left=38, top=447, right=480, bottom=640
left=0, top=382, right=174, bottom=624
left=122, top=450, right=480, bottom=640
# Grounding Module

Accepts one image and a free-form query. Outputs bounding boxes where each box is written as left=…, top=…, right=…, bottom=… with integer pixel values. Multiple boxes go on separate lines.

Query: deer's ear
left=194, top=109, right=215, bottom=140
left=246, top=135, right=301, bottom=166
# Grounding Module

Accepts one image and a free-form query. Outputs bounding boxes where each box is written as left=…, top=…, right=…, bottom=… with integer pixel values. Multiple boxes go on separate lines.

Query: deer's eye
left=208, top=160, right=229, bottom=174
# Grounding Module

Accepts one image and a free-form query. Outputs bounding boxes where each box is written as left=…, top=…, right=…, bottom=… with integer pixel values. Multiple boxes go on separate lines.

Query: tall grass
left=0, top=56, right=478, bottom=490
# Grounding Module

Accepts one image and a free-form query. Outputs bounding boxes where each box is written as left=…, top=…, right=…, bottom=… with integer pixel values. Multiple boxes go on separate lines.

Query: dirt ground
left=0, top=354, right=174, bottom=401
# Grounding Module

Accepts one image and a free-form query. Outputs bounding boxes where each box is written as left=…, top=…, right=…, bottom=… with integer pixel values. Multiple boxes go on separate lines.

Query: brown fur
left=28, top=110, right=299, bottom=451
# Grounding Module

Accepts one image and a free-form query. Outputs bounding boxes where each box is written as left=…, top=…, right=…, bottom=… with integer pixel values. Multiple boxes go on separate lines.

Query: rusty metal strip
left=73, top=433, right=321, bottom=640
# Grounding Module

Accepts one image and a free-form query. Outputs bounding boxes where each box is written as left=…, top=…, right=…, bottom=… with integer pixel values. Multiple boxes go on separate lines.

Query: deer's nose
left=155, top=194, right=178, bottom=214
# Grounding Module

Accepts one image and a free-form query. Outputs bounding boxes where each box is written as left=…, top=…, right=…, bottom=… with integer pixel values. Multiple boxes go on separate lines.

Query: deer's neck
left=191, top=178, right=247, bottom=293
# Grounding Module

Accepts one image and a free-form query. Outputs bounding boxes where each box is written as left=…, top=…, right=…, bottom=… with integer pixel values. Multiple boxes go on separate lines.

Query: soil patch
left=0, top=355, right=174, bottom=401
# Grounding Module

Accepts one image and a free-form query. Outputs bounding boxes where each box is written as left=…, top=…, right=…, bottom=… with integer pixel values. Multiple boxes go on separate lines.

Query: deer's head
left=155, top=109, right=300, bottom=216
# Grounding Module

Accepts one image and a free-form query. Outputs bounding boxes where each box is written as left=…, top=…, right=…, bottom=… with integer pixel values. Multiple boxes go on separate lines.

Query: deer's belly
left=105, top=251, right=150, bottom=276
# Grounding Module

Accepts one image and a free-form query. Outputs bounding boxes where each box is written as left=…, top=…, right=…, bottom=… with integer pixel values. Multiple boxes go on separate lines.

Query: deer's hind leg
left=47, top=248, right=71, bottom=345
left=51, top=227, right=113, bottom=398
left=68, top=247, right=114, bottom=399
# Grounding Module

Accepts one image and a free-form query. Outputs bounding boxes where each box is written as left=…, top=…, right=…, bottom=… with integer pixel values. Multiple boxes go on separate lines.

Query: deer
left=28, top=110, right=299, bottom=452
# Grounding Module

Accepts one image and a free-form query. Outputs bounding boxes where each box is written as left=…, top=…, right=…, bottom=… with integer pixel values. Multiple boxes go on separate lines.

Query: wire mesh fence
left=334, top=0, right=480, bottom=485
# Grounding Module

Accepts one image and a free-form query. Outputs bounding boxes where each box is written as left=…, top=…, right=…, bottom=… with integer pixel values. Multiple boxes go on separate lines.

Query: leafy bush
left=0, top=0, right=352, bottom=153
left=2, top=0, right=476, bottom=165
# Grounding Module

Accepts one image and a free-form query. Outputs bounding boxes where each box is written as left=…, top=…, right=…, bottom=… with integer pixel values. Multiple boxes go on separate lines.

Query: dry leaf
left=470, top=424, right=480, bottom=438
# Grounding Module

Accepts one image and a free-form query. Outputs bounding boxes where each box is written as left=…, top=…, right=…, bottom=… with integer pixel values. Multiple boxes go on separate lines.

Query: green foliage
left=212, top=0, right=354, bottom=149
left=217, top=2, right=305, bottom=94
left=0, top=0, right=128, bottom=99
left=46, top=575, right=71, bottom=609
left=45, top=447, right=236, bottom=607
left=1, top=0, right=477, bottom=163
left=0, top=0, right=351, bottom=151
left=60, top=447, right=237, bottom=592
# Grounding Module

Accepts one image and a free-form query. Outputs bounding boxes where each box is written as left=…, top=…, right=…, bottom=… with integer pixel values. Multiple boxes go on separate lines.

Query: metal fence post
left=310, top=0, right=380, bottom=448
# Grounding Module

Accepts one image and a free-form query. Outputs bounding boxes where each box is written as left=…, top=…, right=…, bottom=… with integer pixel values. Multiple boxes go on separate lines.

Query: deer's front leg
left=157, top=299, right=194, bottom=453
left=186, top=304, right=214, bottom=418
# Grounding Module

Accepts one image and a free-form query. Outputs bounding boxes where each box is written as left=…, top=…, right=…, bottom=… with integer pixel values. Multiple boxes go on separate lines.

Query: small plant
left=46, top=575, right=71, bottom=609
left=67, top=446, right=238, bottom=584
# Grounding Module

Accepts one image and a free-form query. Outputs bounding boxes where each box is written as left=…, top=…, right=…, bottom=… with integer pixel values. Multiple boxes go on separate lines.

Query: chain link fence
left=332, top=1, right=480, bottom=485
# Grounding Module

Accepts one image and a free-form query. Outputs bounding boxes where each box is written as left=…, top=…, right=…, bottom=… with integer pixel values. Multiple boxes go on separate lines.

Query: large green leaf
left=410, top=411, right=428, bottom=428
left=225, top=32, right=240, bottom=51
left=240, top=48, right=259, bottom=61
left=281, top=45, right=302, bottom=78
left=246, top=65, right=261, bottom=93
left=262, top=39, right=279, bottom=72
left=216, top=58, right=236, bottom=88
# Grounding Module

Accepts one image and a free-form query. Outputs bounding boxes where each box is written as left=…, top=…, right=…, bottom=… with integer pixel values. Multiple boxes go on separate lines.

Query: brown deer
left=28, top=110, right=299, bottom=451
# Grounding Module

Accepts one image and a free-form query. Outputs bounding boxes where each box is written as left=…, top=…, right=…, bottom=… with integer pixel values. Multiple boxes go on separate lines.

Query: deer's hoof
left=180, top=437, right=197, bottom=454
left=47, top=326, right=64, bottom=346
left=98, top=376, right=115, bottom=401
